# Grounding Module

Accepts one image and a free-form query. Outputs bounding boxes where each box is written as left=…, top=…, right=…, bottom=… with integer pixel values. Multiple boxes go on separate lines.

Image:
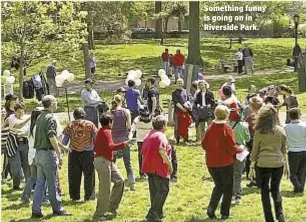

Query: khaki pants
left=47, top=77, right=59, bottom=97
left=94, top=156, right=124, bottom=217
left=197, top=120, right=212, bottom=141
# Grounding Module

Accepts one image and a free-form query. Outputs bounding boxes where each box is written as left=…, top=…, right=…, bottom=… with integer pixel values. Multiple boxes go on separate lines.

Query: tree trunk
left=87, top=21, right=95, bottom=50
left=178, top=19, right=182, bottom=32
left=82, top=42, right=91, bottom=79
left=19, top=53, right=24, bottom=101
left=160, top=17, right=170, bottom=45
left=155, top=1, right=162, bottom=39
left=186, top=1, right=203, bottom=67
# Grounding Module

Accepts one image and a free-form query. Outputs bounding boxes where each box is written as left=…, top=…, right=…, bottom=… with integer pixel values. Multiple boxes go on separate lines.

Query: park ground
left=1, top=38, right=306, bottom=221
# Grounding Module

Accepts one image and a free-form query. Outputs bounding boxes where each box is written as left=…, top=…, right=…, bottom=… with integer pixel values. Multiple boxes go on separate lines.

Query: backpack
left=228, top=101, right=244, bottom=121
left=23, top=80, right=35, bottom=99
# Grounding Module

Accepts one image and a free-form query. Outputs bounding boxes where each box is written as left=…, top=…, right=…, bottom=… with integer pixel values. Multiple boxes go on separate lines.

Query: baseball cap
left=84, top=78, right=94, bottom=84
left=116, top=87, right=127, bottom=93
left=5, top=94, right=18, bottom=101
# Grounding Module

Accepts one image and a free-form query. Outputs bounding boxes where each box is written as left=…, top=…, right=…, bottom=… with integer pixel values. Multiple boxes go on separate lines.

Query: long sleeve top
left=81, top=88, right=102, bottom=107
left=202, top=121, right=243, bottom=167
left=251, top=126, right=287, bottom=168
left=94, top=126, right=125, bottom=161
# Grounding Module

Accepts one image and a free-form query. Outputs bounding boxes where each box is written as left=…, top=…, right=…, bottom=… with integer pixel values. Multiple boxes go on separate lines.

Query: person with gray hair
left=31, top=95, right=71, bottom=218
left=62, top=107, right=97, bottom=201
left=46, top=60, right=59, bottom=97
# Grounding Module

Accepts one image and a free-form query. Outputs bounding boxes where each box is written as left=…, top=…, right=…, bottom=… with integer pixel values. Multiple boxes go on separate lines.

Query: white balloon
left=159, top=80, right=167, bottom=88
left=135, top=79, right=141, bottom=87
left=135, top=69, right=142, bottom=79
left=55, top=74, right=65, bottom=87
left=3, top=70, right=10, bottom=77
left=163, top=78, right=171, bottom=86
left=61, top=70, right=70, bottom=80
left=127, top=70, right=137, bottom=80
left=158, top=69, right=166, bottom=77
left=67, top=73, right=75, bottom=82
left=7, top=76, right=15, bottom=84
left=160, top=74, right=168, bottom=81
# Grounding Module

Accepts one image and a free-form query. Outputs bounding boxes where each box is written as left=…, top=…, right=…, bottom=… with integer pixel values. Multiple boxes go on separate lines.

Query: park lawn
left=1, top=128, right=306, bottom=222
left=6, top=38, right=305, bottom=84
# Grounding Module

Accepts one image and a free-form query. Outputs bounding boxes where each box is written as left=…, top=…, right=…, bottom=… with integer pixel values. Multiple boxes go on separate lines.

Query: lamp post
left=293, top=14, right=299, bottom=46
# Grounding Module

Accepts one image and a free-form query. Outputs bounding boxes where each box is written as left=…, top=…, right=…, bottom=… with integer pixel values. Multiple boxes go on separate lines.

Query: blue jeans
left=21, top=161, right=47, bottom=202
left=113, top=137, right=135, bottom=184
left=173, top=65, right=184, bottom=81
left=84, top=107, right=99, bottom=128
left=32, top=150, right=63, bottom=214
left=9, top=143, right=30, bottom=188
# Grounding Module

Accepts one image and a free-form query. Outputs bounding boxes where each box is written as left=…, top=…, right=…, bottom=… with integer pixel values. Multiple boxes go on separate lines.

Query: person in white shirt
left=221, top=76, right=236, bottom=96
left=236, top=48, right=243, bottom=75
left=284, top=108, right=306, bottom=194
left=81, top=78, right=102, bottom=127
left=90, top=52, right=98, bottom=79
left=128, top=105, right=152, bottom=179
left=7, top=102, right=31, bottom=190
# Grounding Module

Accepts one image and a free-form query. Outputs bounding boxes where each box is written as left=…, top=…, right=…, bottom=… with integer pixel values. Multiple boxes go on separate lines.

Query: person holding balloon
left=46, top=60, right=59, bottom=97
left=125, top=80, right=144, bottom=123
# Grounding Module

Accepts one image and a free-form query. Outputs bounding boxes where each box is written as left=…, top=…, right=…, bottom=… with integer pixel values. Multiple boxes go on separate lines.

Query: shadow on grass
left=281, top=190, right=304, bottom=198
left=184, top=216, right=219, bottom=222
left=10, top=214, right=66, bottom=222
left=243, top=187, right=260, bottom=196
left=2, top=202, right=30, bottom=211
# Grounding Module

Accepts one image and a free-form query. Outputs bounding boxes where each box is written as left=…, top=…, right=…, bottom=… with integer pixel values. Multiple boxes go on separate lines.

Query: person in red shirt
left=161, top=48, right=170, bottom=76
left=172, top=49, right=185, bottom=83
left=93, top=114, right=128, bottom=220
left=142, top=115, right=172, bottom=222
left=202, top=105, right=243, bottom=220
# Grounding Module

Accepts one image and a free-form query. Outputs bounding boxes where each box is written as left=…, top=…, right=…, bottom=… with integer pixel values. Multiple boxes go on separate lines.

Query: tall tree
left=1, top=1, right=87, bottom=100
left=186, top=1, right=203, bottom=67
left=155, top=1, right=162, bottom=39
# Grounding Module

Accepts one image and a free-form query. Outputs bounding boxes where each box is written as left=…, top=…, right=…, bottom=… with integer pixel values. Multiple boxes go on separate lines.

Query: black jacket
left=194, top=90, right=215, bottom=108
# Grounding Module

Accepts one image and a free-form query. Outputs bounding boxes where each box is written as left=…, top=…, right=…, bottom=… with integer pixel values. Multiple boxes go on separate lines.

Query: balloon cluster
left=125, top=69, right=142, bottom=87
left=55, top=70, right=75, bottom=87
left=158, top=69, right=171, bottom=88
left=1, top=70, right=15, bottom=84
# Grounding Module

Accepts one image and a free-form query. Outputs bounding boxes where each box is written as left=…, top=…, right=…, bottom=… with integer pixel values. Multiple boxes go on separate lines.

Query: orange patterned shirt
left=62, top=119, right=97, bottom=152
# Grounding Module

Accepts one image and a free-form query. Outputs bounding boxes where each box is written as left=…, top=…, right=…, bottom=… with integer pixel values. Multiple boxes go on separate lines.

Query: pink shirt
left=141, top=130, right=172, bottom=178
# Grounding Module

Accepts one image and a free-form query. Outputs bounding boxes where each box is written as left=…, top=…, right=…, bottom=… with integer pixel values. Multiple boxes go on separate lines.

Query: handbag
left=198, top=106, right=213, bottom=121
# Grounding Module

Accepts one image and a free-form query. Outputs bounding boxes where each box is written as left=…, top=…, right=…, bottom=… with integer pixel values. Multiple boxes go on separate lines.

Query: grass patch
left=2, top=130, right=306, bottom=222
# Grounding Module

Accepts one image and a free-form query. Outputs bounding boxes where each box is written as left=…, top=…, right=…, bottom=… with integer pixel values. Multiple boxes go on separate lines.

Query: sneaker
left=277, top=213, right=285, bottom=222
left=53, top=210, right=72, bottom=216
left=206, top=210, right=217, bottom=219
left=170, top=177, right=178, bottom=183
left=235, top=198, right=242, bottom=205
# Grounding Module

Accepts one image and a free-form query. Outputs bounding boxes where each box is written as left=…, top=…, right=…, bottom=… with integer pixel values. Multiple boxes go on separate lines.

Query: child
left=177, top=101, right=193, bottom=142
left=142, top=115, right=172, bottom=222
left=128, top=105, right=153, bottom=179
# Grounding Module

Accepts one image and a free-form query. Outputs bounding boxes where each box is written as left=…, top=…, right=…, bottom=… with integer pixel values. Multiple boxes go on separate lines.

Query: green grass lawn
left=2, top=128, right=306, bottom=222
left=3, top=38, right=305, bottom=83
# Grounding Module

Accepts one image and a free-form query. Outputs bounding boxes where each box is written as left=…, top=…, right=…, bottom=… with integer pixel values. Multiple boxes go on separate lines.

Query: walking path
left=62, top=68, right=294, bottom=95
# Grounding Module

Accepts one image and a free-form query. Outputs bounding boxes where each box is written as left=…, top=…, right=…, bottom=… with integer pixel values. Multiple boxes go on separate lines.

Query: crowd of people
left=1, top=62, right=306, bottom=222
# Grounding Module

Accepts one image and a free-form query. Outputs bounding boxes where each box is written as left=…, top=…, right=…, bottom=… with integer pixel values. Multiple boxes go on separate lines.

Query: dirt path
left=63, top=68, right=293, bottom=95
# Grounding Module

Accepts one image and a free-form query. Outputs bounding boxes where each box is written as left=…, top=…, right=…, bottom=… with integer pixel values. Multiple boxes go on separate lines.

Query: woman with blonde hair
left=110, top=95, right=135, bottom=190
left=250, top=104, right=288, bottom=222
left=245, top=96, right=263, bottom=184
left=202, top=105, right=243, bottom=220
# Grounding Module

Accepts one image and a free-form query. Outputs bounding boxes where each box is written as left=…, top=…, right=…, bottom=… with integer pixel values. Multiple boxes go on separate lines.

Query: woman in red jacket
left=202, top=105, right=243, bottom=220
